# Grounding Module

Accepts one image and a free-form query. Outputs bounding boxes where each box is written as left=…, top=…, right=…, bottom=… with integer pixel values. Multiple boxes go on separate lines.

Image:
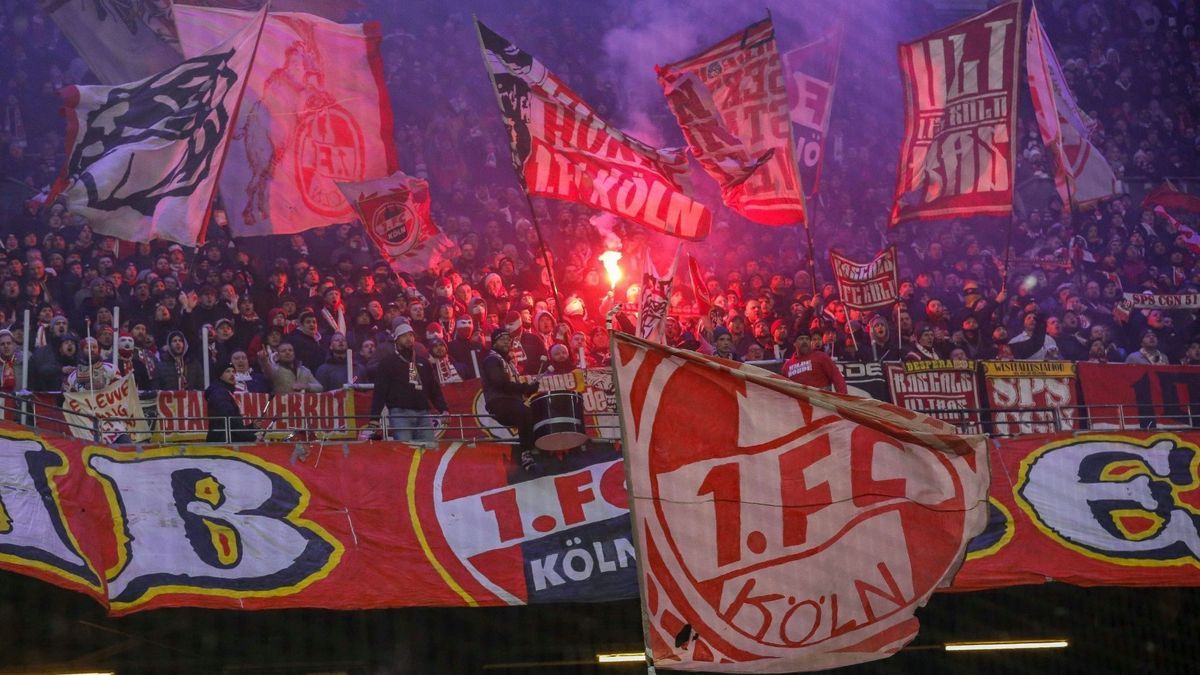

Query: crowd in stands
left=0, top=0, right=1199, bottom=405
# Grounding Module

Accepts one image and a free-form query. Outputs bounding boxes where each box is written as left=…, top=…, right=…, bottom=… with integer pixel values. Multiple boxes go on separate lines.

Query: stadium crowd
left=0, top=0, right=1199, bottom=406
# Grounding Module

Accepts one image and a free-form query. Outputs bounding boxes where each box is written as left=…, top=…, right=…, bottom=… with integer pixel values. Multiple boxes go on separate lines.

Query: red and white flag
left=891, top=2, right=1022, bottom=226
left=612, top=332, right=988, bottom=672
left=176, top=5, right=398, bottom=237
left=1026, top=6, right=1117, bottom=209
left=687, top=254, right=714, bottom=313
left=477, top=20, right=711, bottom=241
left=658, top=18, right=807, bottom=226
left=1143, top=181, right=1200, bottom=214
left=784, top=23, right=843, bottom=198
left=830, top=247, right=899, bottom=311
left=337, top=172, right=457, bottom=275
left=638, top=245, right=682, bottom=342
left=48, top=7, right=267, bottom=245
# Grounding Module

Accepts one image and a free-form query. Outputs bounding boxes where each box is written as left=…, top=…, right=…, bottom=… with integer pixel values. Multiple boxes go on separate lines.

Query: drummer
left=482, top=327, right=541, bottom=471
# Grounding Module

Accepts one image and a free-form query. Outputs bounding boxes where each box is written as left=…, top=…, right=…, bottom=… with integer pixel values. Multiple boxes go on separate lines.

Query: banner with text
left=891, top=2, right=1021, bottom=226
left=831, top=247, right=900, bottom=310
left=955, top=431, right=1200, bottom=590
left=658, top=18, right=807, bottom=225
left=0, top=425, right=634, bottom=614
left=785, top=23, right=843, bottom=197
left=5, top=424, right=1199, bottom=616
left=886, top=360, right=982, bottom=432
left=982, top=361, right=1078, bottom=435
left=1078, top=363, right=1200, bottom=430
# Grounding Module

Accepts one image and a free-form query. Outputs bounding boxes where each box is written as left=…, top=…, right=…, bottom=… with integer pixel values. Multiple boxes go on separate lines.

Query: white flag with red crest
left=612, top=332, right=988, bottom=671
left=337, top=171, right=457, bottom=275
left=176, top=5, right=398, bottom=237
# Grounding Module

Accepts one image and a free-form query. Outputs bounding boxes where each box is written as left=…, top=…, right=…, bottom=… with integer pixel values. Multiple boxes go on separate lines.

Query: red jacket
left=781, top=350, right=847, bottom=394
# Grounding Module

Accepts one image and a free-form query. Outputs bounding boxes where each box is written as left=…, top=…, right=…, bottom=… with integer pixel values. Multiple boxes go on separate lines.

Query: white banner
left=50, top=7, right=266, bottom=245
left=1026, top=6, right=1117, bottom=208
left=63, top=375, right=150, bottom=444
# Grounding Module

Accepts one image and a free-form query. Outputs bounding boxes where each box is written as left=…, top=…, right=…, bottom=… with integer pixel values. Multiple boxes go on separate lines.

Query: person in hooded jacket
left=205, top=361, right=257, bottom=443
left=155, top=331, right=203, bottom=391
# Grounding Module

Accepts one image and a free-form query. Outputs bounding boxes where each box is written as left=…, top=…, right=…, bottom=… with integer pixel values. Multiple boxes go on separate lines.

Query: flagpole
left=522, top=192, right=566, bottom=322
left=195, top=4, right=271, bottom=246
left=472, top=17, right=564, bottom=321
left=605, top=306, right=657, bottom=672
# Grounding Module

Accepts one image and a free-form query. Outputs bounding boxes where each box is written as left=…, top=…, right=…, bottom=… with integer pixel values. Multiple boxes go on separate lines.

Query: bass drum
left=530, top=391, right=588, bottom=452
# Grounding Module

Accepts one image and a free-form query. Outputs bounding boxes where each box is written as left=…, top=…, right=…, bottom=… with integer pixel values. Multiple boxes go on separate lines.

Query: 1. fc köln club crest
left=614, top=337, right=988, bottom=671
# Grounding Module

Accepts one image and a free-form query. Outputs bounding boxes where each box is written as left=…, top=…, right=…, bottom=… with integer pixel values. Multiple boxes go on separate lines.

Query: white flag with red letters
left=612, top=332, right=988, bottom=671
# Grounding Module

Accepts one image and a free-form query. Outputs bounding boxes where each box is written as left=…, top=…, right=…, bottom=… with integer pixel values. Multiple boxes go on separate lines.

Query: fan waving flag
left=337, top=172, right=457, bottom=275
left=611, top=332, right=989, bottom=671
left=891, top=2, right=1021, bottom=226
left=658, top=18, right=807, bottom=225
left=476, top=20, right=712, bottom=241
left=176, top=5, right=398, bottom=237
left=48, top=6, right=267, bottom=245
left=1026, top=5, right=1117, bottom=210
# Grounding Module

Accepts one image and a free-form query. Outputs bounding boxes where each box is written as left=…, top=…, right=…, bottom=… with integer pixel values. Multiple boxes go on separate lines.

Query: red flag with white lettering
left=784, top=23, right=843, bottom=198
left=477, top=20, right=711, bottom=241
left=830, top=247, right=900, bottom=311
left=890, top=2, right=1022, bottom=226
left=658, top=18, right=807, bottom=226
left=612, top=332, right=989, bottom=671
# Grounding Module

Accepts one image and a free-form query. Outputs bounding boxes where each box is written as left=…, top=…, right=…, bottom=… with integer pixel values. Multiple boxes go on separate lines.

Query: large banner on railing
left=0, top=425, right=634, bottom=614
left=155, top=389, right=358, bottom=442
left=955, top=431, right=1200, bottom=589
left=982, top=361, right=1078, bottom=434
left=886, top=360, right=982, bottom=430
left=1078, top=363, right=1200, bottom=430
left=3, top=424, right=1199, bottom=615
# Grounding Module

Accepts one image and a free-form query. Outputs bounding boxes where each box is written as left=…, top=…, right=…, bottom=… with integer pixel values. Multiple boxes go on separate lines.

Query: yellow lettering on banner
left=983, top=361, right=1076, bottom=378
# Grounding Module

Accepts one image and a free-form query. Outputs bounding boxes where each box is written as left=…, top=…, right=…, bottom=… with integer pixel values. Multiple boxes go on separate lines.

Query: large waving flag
left=658, top=18, right=807, bottom=226
left=176, top=5, right=398, bottom=237
left=891, top=2, right=1022, bottom=226
left=784, top=23, right=843, bottom=198
left=47, top=7, right=267, bottom=245
left=40, top=0, right=183, bottom=85
left=40, top=1, right=365, bottom=86
left=337, top=171, right=457, bottom=274
left=612, top=331, right=988, bottom=671
left=476, top=20, right=711, bottom=241
left=1026, top=5, right=1117, bottom=209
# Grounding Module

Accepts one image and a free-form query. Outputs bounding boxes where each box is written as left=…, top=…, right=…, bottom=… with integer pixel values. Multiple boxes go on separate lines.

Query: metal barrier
left=5, top=389, right=1199, bottom=445
left=0, top=389, right=620, bottom=446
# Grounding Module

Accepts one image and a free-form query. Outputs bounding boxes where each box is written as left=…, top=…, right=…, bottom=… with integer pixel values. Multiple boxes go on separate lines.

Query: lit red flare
left=598, top=250, right=623, bottom=290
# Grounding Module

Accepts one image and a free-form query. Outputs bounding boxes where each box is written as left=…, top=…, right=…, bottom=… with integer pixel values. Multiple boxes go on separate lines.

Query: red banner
left=785, top=23, right=843, bottom=197
left=891, top=2, right=1021, bottom=226
left=830, top=246, right=899, bottom=310
left=955, top=431, right=1200, bottom=590
left=0, top=424, right=634, bottom=614
left=1078, top=363, right=1200, bottom=430
left=477, top=21, right=711, bottom=241
left=657, top=18, right=806, bottom=226
left=155, top=389, right=357, bottom=441
left=886, top=361, right=982, bottom=432
left=981, top=361, right=1078, bottom=435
